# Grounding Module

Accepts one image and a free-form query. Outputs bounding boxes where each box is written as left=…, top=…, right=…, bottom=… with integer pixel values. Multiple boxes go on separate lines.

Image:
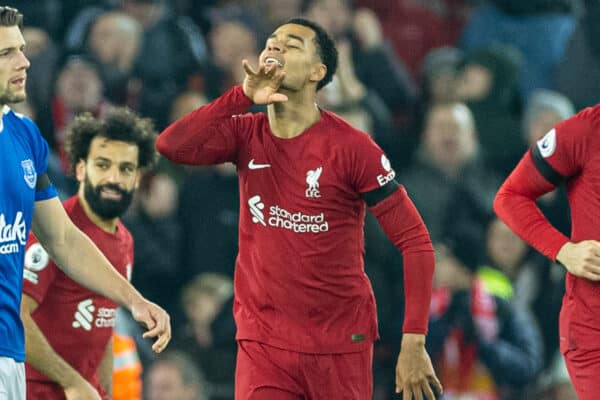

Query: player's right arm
left=494, top=108, right=600, bottom=281
left=32, top=197, right=171, bottom=353
left=156, top=60, right=286, bottom=165
left=21, top=294, right=102, bottom=400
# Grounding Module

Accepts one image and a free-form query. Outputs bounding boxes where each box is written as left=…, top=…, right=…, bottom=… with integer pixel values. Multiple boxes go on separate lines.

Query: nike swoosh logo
left=248, top=159, right=271, bottom=170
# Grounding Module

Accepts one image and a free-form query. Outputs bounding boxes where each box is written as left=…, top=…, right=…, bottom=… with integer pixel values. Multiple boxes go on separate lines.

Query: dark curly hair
left=65, top=107, right=158, bottom=176
left=286, top=18, right=338, bottom=91
left=0, top=6, right=23, bottom=29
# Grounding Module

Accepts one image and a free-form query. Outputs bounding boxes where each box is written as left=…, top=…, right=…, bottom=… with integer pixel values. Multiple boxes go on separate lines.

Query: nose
left=16, top=50, right=30, bottom=70
left=104, top=166, right=124, bottom=183
left=267, top=41, right=282, bottom=52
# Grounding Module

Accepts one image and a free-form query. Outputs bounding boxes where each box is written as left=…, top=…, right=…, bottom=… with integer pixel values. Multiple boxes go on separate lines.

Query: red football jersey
left=495, top=104, right=600, bottom=352
left=158, top=86, right=414, bottom=353
left=22, top=195, right=133, bottom=399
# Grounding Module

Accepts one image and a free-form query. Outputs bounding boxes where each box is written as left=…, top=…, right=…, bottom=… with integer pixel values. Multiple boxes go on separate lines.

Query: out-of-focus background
left=9, top=0, right=596, bottom=399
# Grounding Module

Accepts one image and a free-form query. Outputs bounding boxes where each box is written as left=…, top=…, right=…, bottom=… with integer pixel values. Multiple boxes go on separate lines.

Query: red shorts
left=235, top=340, right=373, bottom=400
left=559, top=283, right=600, bottom=400
left=563, top=348, right=600, bottom=400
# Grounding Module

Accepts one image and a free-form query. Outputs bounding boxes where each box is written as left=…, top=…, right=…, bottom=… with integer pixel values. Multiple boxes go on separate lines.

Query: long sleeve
left=493, top=152, right=570, bottom=260
left=156, top=85, right=254, bottom=165
left=370, top=186, right=434, bottom=334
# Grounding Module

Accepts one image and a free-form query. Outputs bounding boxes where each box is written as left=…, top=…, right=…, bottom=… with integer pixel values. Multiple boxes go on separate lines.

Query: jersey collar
left=0, top=105, right=8, bottom=133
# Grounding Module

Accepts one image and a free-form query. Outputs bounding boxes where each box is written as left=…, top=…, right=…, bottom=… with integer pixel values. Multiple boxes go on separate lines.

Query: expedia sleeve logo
left=377, top=155, right=396, bottom=186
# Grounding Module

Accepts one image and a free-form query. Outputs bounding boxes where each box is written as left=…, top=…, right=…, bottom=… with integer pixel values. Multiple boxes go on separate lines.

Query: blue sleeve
left=23, top=116, right=58, bottom=201
left=35, top=184, right=58, bottom=201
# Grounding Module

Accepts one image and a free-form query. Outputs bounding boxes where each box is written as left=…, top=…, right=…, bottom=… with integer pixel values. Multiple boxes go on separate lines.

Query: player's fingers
left=584, top=252, right=600, bottom=265
left=422, top=382, right=436, bottom=400
left=141, top=313, right=160, bottom=338
left=395, top=370, right=404, bottom=393
left=242, top=59, right=256, bottom=76
left=135, top=309, right=156, bottom=331
left=143, top=317, right=166, bottom=339
left=402, top=386, right=412, bottom=400
left=265, top=63, right=277, bottom=76
left=273, top=70, right=286, bottom=86
left=429, top=375, right=443, bottom=396
left=257, top=63, right=267, bottom=76
left=268, top=93, right=288, bottom=103
left=412, top=385, right=424, bottom=400
left=583, top=270, right=600, bottom=281
left=152, top=332, right=170, bottom=353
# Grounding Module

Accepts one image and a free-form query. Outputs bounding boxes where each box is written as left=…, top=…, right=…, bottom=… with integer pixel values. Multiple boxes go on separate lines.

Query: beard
left=83, top=175, right=134, bottom=220
left=0, top=88, right=26, bottom=105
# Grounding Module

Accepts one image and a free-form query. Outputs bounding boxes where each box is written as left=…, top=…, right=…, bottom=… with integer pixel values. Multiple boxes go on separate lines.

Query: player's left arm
left=31, top=196, right=171, bottom=353
left=364, top=183, right=442, bottom=399
left=98, top=338, right=113, bottom=399
left=349, top=131, right=441, bottom=398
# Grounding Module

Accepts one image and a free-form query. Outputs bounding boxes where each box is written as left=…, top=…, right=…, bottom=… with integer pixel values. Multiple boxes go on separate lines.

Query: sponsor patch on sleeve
left=536, top=128, right=557, bottom=158
left=24, top=243, right=50, bottom=284
left=377, top=155, right=396, bottom=186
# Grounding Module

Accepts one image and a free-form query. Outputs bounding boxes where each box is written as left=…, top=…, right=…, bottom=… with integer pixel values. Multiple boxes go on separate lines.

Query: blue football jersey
left=0, top=106, right=57, bottom=361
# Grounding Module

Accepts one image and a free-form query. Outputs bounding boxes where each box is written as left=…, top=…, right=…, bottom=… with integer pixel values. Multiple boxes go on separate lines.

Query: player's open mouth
left=10, top=77, right=25, bottom=87
left=100, top=188, right=122, bottom=200
left=264, top=57, right=284, bottom=68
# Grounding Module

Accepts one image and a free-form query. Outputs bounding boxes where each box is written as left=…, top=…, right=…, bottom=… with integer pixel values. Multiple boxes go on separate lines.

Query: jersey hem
left=235, top=331, right=377, bottom=354
left=0, top=346, right=25, bottom=362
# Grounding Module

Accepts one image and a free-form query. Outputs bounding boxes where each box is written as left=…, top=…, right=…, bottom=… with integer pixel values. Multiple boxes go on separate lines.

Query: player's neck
left=267, top=90, right=320, bottom=139
left=77, top=192, right=119, bottom=234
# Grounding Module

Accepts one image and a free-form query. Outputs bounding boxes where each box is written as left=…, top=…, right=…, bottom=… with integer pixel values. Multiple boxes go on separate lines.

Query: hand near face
left=242, top=59, right=288, bottom=105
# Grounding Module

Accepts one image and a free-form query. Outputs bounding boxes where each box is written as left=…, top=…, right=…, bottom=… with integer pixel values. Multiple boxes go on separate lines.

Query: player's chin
left=8, top=92, right=27, bottom=104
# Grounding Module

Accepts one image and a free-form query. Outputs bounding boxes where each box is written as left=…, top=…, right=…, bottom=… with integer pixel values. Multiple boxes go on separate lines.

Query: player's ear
left=75, top=159, right=86, bottom=183
left=310, top=63, right=326, bottom=85
left=134, top=170, right=141, bottom=189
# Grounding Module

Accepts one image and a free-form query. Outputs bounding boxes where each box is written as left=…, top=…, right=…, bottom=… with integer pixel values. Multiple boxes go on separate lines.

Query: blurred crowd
left=8, top=0, right=600, bottom=398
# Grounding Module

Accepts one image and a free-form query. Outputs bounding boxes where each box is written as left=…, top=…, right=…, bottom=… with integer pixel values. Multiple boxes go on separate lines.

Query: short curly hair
left=286, top=18, right=338, bottom=91
left=65, top=107, right=158, bottom=176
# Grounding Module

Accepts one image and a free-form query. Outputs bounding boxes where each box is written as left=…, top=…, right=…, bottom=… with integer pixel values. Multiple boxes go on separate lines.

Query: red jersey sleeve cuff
left=232, top=85, right=255, bottom=109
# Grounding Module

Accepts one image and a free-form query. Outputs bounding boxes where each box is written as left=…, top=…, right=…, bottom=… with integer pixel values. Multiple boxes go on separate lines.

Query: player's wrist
left=124, top=288, right=145, bottom=312
left=59, top=370, right=86, bottom=389
left=401, top=333, right=426, bottom=348
left=556, top=241, right=574, bottom=265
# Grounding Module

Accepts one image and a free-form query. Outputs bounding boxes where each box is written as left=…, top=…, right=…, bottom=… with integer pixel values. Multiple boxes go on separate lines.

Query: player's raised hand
left=556, top=240, right=600, bottom=281
left=131, top=298, right=171, bottom=353
left=242, top=59, right=288, bottom=105
left=64, top=377, right=102, bottom=400
left=396, top=334, right=442, bottom=400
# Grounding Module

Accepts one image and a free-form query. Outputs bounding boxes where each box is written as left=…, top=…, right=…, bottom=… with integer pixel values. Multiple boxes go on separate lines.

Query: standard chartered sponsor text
left=95, top=307, right=117, bottom=328
left=268, top=205, right=329, bottom=233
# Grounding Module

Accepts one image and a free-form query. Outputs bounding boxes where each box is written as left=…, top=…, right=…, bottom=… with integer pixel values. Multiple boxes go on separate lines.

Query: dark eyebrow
left=268, top=33, right=305, bottom=44
left=119, top=161, right=137, bottom=169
